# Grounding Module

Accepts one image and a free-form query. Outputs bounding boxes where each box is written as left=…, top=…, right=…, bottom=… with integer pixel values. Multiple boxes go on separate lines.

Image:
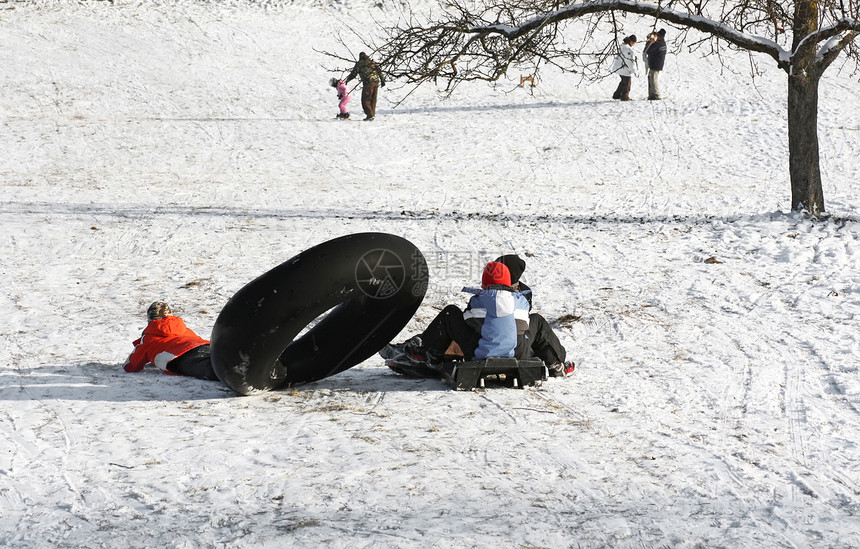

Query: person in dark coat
left=494, top=254, right=572, bottom=374
left=643, top=29, right=667, bottom=100
left=345, top=52, right=385, bottom=121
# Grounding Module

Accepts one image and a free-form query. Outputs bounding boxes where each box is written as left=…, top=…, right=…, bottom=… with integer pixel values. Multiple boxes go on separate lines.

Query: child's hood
left=143, top=315, right=188, bottom=337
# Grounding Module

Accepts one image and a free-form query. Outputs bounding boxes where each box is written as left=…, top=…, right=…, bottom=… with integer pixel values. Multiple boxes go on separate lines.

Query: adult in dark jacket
left=345, top=52, right=385, bottom=121
left=643, top=29, right=667, bottom=100
left=494, top=254, right=571, bottom=373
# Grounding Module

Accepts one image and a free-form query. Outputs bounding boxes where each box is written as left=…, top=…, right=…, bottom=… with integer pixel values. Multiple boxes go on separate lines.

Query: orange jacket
left=124, top=315, right=209, bottom=374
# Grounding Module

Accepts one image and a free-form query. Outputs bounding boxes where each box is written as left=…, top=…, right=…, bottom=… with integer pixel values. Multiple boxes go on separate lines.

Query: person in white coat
left=612, top=35, right=639, bottom=101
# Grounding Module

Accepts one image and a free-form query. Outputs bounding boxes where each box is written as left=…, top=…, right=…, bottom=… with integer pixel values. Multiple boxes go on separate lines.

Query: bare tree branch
left=347, top=0, right=860, bottom=89
left=321, top=0, right=860, bottom=214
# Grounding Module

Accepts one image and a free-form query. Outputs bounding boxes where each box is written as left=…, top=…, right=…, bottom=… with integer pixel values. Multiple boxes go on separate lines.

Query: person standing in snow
left=643, top=29, right=667, bottom=100
left=345, top=52, right=385, bottom=121
left=123, top=302, right=218, bottom=381
left=330, top=77, right=351, bottom=119
left=611, top=35, right=639, bottom=101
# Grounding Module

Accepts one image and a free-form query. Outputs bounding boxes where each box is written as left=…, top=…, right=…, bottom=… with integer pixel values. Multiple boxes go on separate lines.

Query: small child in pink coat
left=330, top=78, right=351, bottom=119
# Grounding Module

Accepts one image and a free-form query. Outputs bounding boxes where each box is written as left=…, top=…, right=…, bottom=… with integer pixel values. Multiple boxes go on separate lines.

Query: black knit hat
left=494, top=254, right=526, bottom=284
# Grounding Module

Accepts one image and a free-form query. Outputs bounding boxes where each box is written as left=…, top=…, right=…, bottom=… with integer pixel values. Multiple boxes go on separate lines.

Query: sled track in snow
left=779, top=329, right=860, bottom=500
left=2, top=362, right=88, bottom=542
left=10, top=200, right=860, bottom=227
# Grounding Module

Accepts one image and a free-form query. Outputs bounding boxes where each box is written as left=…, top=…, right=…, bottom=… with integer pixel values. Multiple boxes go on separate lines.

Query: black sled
left=441, top=357, right=547, bottom=390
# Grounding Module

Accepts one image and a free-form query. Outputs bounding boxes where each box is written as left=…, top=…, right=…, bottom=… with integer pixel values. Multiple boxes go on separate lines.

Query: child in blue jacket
left=462, top=261, right=531, bottom=359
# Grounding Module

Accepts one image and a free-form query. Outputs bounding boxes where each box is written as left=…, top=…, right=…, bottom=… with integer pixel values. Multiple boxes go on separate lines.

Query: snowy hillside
left=2, top=0, right=860, bottom=547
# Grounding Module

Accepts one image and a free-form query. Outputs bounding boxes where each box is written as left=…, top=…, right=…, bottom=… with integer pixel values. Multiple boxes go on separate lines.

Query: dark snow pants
left=613, top=76, right=632, bottom=100
left=525, top=313, right=567, bottom=366
left=420, top=305, right=481, bottom=360
left=167, top=344, right=219, bottom=381
left=361, top=80, right=379, bottom=118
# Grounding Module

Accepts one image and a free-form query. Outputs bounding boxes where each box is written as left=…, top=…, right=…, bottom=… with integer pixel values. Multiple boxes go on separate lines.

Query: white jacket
left=612, top=43, right=639, bottom=77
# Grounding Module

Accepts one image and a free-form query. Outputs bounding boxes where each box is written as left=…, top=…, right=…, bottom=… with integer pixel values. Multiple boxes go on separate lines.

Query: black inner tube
left=210, top=233, right=427, bottom=395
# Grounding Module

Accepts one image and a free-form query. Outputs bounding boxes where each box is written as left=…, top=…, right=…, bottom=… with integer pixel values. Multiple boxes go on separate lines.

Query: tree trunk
left=787, top=0, right=825, bottom=215
left=787, top=72, right=825, bottom=214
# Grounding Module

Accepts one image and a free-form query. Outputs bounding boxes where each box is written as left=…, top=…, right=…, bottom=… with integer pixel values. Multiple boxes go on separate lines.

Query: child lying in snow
left=123, top=301, right=218, bottom=381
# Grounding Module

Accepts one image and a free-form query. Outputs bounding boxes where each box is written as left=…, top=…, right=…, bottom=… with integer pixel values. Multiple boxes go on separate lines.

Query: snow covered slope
left=2, top=1, right=859, bottom=547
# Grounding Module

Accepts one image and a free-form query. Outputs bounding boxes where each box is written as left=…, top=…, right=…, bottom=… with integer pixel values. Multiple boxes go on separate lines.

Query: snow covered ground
left=2, top=0, right=860, bottom=546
